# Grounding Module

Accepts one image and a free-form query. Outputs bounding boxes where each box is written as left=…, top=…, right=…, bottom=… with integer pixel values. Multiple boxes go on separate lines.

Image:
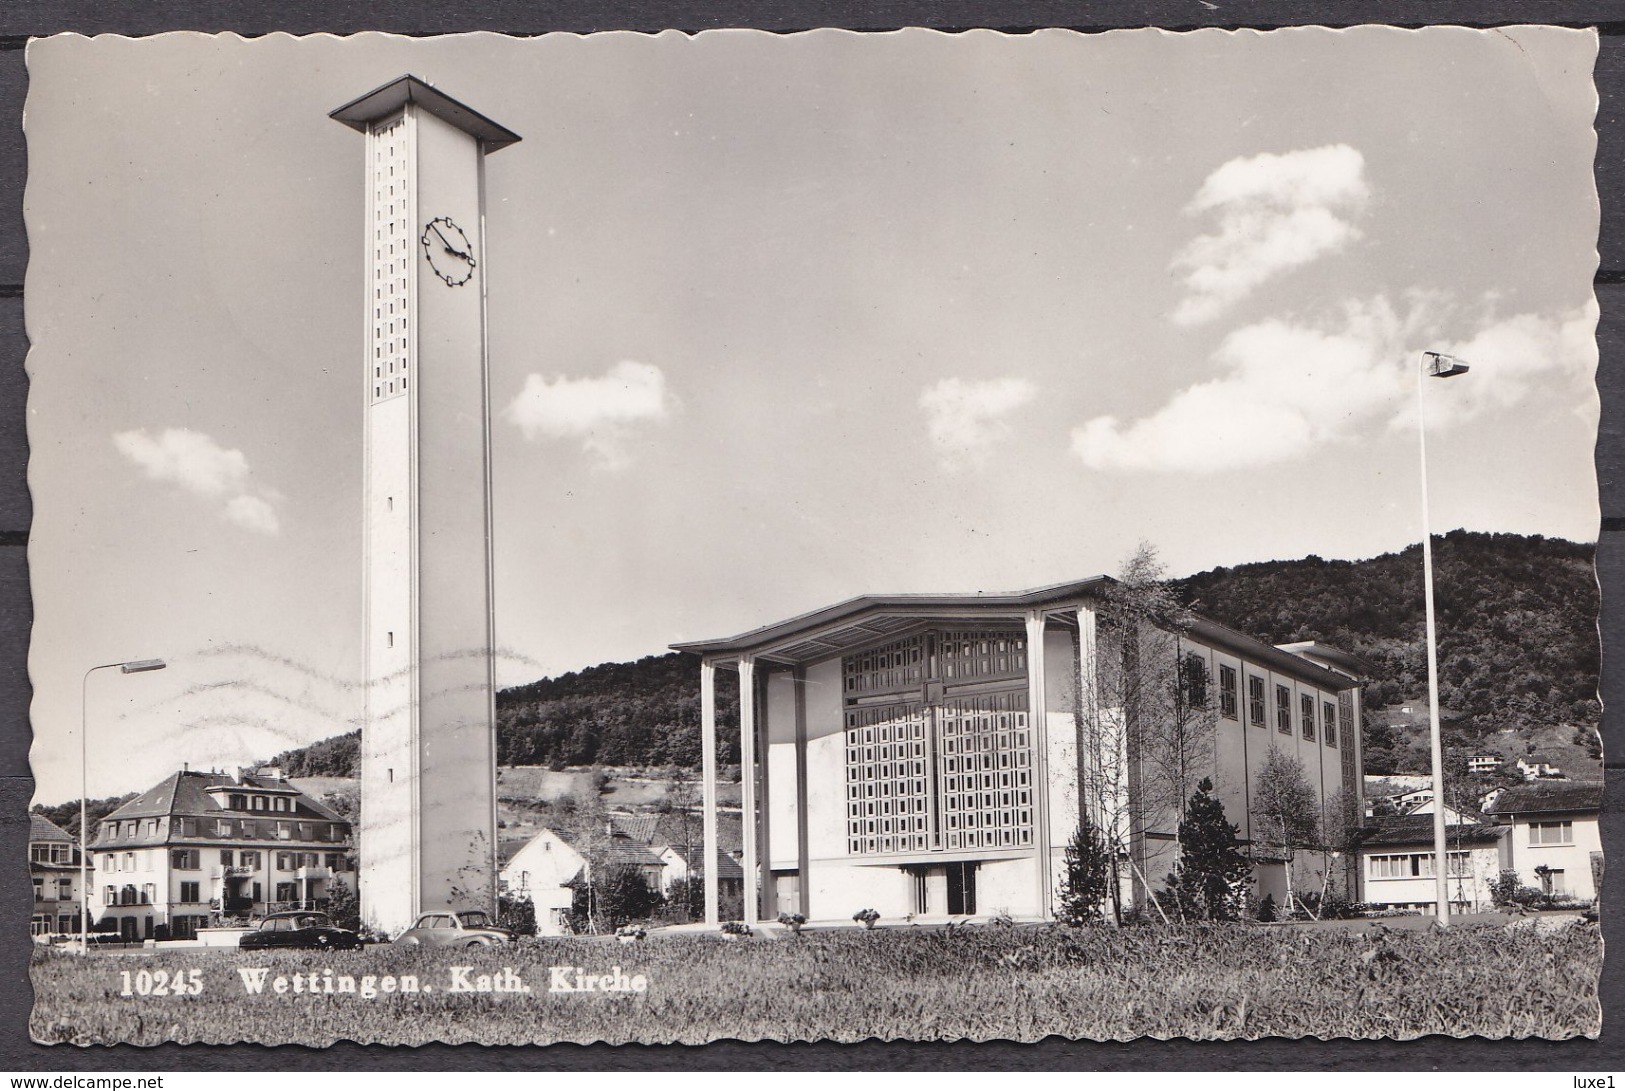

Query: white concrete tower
left=330, top=77, right=521, bottom=935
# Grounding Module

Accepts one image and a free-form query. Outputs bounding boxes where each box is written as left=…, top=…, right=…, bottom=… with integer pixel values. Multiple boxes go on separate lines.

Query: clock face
left=419, top=216, right=477, bottom=286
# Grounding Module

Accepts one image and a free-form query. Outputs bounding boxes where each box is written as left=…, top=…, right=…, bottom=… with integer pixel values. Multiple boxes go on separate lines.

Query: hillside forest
left=101, top=531, right=1598, bottom=787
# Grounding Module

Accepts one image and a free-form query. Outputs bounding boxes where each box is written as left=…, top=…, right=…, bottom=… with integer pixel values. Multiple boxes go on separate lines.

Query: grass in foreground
left=30, top=919, right=1602, bottom=1046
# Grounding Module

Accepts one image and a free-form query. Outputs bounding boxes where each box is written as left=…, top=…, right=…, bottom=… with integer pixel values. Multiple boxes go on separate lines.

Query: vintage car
left=238, top=911, right=363, bottom=951
left=392, top=910, right=515, bottom=948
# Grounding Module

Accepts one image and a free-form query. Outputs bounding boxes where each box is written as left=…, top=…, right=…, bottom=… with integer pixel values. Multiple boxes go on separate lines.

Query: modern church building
left=673, top=578, right=1366, bottom=925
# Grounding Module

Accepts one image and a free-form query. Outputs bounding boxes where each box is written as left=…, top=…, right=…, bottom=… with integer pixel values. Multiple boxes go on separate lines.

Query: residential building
left=92, top=767, right=354, bottom=941
left=29, top=814, right=83, bottom=937
left=1516, top=757, right=1565, bottom=781
left=1483, top=781, right=1603, bottom=901
left=1403, top=795, right=1486, bottom=825
left=498, top=822, right=666, bottom=935
left=1466, top=755, right=1502, bottom=775
left=672, top=577, right=1367, bottom=925
left=1357, top=817, right=1510, bottom=914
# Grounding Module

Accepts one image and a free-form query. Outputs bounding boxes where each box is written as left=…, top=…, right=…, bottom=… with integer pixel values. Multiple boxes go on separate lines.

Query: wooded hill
left=212, top=530, right=1601, bottom=782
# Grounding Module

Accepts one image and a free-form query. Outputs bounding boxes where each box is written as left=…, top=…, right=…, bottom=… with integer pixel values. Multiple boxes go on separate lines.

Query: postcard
left=22, top=26, right=1602, bottom=1045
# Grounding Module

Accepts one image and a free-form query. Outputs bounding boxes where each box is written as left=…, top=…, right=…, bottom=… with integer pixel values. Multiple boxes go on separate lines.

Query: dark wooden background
left=0, top=2, right=1620, bottom=1070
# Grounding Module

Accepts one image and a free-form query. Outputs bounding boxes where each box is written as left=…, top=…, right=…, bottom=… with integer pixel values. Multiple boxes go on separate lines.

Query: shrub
left=1490, top=869, right=1544, bottom=909
left=497, top=893, right=537, bottom=937
left=1256, top=893, right=1278, bottom=922
left=1057, top=816, right=1112, bottom=925
left=777, top=912, right=807, bottom=932
left=719, top=920, right=751, bottom=936
left=853, top=908, right=880, bottom=929
left=326, top=883, right=362, bottom=932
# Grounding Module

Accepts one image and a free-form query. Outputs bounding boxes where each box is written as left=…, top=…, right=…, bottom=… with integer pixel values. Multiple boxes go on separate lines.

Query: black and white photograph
left=20, top=25, right=1604, bottom=1046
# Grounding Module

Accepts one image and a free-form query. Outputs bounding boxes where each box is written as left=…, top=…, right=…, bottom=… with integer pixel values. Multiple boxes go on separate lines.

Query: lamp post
left=1417, top=351, right=1469, bottom=926
left=80, top=658, right=166, bottom=954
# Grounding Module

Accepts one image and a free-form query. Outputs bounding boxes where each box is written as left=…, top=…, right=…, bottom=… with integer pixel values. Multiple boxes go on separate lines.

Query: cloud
left=113, top=427, right=280, bottom=534
left=919, top=376, right=1037, bottom=468
left=1171, top=145, right=1369, bottom=325
left=505, top=360, right=673, bottom=467
left=225, top=495, right=280, bottom=535
left=1071, top=297, right=1595, bottom=474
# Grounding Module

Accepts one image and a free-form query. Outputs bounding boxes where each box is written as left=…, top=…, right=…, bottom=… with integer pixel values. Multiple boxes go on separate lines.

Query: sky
left=22, top=27, right=1601, bottom=803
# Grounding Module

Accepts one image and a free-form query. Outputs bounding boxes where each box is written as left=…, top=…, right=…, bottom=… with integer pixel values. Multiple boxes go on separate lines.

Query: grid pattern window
left=1339, top=691, right=1358, bottom=799
left=170, top=849, right=200, bottom=870
left=841, top=628, right=1032, bottom=857
left=937, top=631, right=1026, bottom=685
left=843, top=635, right=926, bottom=698
left=1275, top=684, right=1292, bottom=734
left=938, top=691, right=1033, bottom=852
left=1323, top=700, right=1338, bottom=748
left=1248, top=675, right=1266, bottom=727
left=1300, top=693, right=1316, bottom=741
left=1179, top=653, right=1210, bottom=713
left=1530, top=820, right=1574, bottom=846
left=844, top=702, right=931, bottom=855
left=370, top=115, right=411, bottom=405
left=1218, top=665, right=1238, bottom=720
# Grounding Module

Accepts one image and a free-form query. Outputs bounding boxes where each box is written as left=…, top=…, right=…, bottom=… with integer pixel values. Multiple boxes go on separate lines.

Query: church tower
left=330, top=77, right=521, bottom=935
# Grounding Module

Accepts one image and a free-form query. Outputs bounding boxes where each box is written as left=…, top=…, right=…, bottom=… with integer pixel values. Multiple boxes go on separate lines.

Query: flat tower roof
left=330, top=75, right=522, bottom=152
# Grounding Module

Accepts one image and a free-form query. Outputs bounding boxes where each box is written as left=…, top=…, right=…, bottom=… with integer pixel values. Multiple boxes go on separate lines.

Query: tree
left=1250, top=746, right=1320, bottom=915
left=1163, top=778, right=1251, bottom=921
left=1056, top=815, right=1113, bottom=925
left=1073, top=542, right=1218, bottom=922
left=568, top=865, right=664, bottom=932
left=497, top=892, right=537, bottom=936
left=326, top=882, right=361, bottom=932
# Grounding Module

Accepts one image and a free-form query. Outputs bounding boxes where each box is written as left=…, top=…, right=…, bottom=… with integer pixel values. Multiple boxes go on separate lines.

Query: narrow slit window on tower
left=387, top=631, right=394, bottom=648
left=386, top=496, right=393, bottom=512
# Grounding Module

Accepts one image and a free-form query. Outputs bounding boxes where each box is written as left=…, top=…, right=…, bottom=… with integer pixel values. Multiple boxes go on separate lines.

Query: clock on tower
left=330, top=76, right=521, bottom=936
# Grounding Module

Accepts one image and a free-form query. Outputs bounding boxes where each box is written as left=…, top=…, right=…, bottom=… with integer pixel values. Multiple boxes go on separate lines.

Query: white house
left=1483, top=781, right=1603, bottom=901
left=92, top=768, right=353, bottom=941
left=673, top=577, right=1367, bottom=925
left=1466, top=755, right=1502, bottom=775
left=1516, top=757, right=1565, bottom=781
left=1358, top=818, right=1510, bottom=915
left=498, top=823, right=666, bottom=935
left=1403, top=795, right=1485, bottom=825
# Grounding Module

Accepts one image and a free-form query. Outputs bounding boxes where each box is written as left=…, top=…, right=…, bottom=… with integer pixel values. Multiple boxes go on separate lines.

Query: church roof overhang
left=329, top=75, right=523, bottom=152
left=670, top=576, right=1114, bottom=666
left=672, top=576, right=1362, bottom=690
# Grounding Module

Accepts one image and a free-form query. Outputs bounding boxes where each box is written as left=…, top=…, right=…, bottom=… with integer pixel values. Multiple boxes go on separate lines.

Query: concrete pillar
left=739, top=657, right=759, bottom=925
left=1026, top=611, right=1051, bottom=918
left=1075, top=605, right=1099, bottom=827
left=794, top=666, right=811, bottom=918
left=700, top=659, right=719, bottom=926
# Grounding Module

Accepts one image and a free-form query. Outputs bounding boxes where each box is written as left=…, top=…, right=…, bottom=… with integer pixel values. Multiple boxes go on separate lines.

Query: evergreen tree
left=1163, top=778, right=1250, bottom=921
left=1057, top=814, right=1113, bottom=925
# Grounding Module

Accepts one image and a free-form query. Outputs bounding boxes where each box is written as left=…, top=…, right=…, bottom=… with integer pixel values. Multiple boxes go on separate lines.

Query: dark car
left=238, top=911, right=363, bottom=951
left=393, top=910, right=515, bottom=948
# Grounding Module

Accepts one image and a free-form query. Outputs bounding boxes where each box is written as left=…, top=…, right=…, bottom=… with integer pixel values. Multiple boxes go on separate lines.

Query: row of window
left=1210, top=660, right=1340, bottom=748
left=33, top=877, right=73, bottom=901
left=1529, top=820, right=1574, bottom=846
left=167, top=849, right=348, bottom=872
left=1368, top=851, right=1474, bottom=879
left=103, top=875, right=336, bottom=907
left=100, top=816, right=345, bottom=845
left=30, top=844, right=76, bottom=865
left=220, top=793, right=300, bottom=813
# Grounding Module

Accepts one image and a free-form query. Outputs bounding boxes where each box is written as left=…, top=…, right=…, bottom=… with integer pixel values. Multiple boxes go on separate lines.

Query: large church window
left=842, top=630, right=1032, bottom=857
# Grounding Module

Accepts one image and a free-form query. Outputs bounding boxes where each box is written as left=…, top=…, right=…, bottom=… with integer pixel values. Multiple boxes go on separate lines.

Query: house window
left=103, top=853, right=114, bottom=872
left=1540, top=868, right=1568, bottom=895
left=275, top=882, right=298, bottom=902
left=1530, top=821, right=1574, bottom=846
left=1179, top=653, right=1209, bottom=712
left=140, top=883, right=155, bottom=904
left=123, top=852, right=135, bottom=871
left=1324, top=700, right=1338, bottom=747
left=57, top=878, right=72, bottom=900
left=1218, top=665, right=1238, bottom=720
left=276, top=852, right=293, bottom=871
left=252, top=797, right=266, bottom=811
left=1275, top=685, right=1292, bottom=734
left=32, top=878, right=42, bottom=901
left=103, top=885, right=116, bottom=907
left=276, top=823, right=292, bottom=841
left=170, top=849, right=199, bottom=870
left=229, top=794, right=247, bottom=810
left=220, top=849, right=234, bottom=866
left=240, top=851, right=260, bottom=868
left=325, top=853, right=345, bottom=871
left=1301, top=693, right=1316, bottom=741
left=179, top=881, right=199, bottom=903
left=1247, top=675, right=1266, bottom=727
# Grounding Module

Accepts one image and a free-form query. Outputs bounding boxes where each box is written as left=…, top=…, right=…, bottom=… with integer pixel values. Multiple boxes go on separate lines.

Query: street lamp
left=1417, top=351, right=1469, bottom=926
left=80, top=658, right=166, bottom=954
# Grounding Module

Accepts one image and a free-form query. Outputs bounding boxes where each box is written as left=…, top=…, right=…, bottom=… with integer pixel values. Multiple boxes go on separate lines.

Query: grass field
left=30, top=919, right=1601, bottom=1046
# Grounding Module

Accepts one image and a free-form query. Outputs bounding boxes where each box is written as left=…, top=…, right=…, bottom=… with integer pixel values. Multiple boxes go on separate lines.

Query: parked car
left=238, top=911, right=363, bottom=951
left=393, top=910, right=515, bottom=948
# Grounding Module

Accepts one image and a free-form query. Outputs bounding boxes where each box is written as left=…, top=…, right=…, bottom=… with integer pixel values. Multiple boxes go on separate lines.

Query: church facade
left=673, top=577, right=1366, bottom=925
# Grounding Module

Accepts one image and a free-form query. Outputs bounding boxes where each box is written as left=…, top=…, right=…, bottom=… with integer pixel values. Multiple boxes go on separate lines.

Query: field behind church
left=31, top=918, right=1600, bottom=1046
